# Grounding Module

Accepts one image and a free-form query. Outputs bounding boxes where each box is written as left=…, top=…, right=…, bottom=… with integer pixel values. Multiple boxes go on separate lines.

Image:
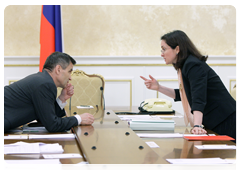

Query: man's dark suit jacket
left=4, top=70, right=78, bottom=132
left=174, top=55, right=236, bottom=130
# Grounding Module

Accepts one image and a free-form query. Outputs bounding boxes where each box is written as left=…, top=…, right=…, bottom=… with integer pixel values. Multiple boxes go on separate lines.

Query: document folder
left=184, top=135, right=235, bottom=141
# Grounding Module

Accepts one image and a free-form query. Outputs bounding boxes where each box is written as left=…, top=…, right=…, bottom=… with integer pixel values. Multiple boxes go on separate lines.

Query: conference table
left=4, top=106, right=236, bottom=164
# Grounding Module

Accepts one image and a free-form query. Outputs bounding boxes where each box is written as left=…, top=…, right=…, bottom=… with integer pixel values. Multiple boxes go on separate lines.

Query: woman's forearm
left=191, top=110, right=207, bottom=134
left=158, top=84, right=176, bottom=99
left=193, top=110, right=203, bottom=125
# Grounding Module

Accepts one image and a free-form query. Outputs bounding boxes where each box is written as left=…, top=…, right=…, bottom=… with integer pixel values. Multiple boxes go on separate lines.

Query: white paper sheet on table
left=145, top=141, right=160, bottom=148
left=118, top=115, right=183, bottom=121
left=4, top=141, right=64, bottom=154
left=4, top=159, right=61, bottom=164
left=183, top=134, right=208, bottom=136
left=195, top=145, right=236, bottom=150
left=4, top=142, right=40, bottom=154
left=42, top=153, right=82, bottom=159
left=4, top=135, right=28, bottom=140
left=224, top=158, right=238, bottom=164
left=118, top=115, right=152, bottom=121
left=39, top=143, right=64, bottom=153
left=29, top=134, right=75, bottom=139
left=137, top=133, right=183, bottom=138
left=137, top=133, right=210, bottom=138
left=166, top=157, right=234, bottom=164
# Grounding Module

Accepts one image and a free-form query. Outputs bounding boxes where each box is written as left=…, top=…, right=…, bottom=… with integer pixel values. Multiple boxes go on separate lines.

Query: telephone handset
left=138, top=98, right=174, bottom=113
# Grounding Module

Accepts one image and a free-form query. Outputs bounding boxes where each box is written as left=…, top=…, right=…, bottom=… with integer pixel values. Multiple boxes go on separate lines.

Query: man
left=4, top=52, right=94, bottom=132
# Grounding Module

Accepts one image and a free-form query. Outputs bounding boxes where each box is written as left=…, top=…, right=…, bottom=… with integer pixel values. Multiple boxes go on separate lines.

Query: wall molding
left=4, top=55, right=236, bottom=111
left=4, top=55, right=236, bottom=66
left=105, top=79, right=132, bottom=108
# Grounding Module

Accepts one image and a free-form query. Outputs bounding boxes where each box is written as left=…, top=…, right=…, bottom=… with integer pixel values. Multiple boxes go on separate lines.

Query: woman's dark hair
left=161, top=30, right=208, bottom=70
left=43, top=51, right=76, bottom=72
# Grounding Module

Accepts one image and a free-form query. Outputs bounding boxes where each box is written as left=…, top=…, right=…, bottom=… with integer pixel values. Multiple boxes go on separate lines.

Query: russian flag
left=39, top=5, right=63, bottom=71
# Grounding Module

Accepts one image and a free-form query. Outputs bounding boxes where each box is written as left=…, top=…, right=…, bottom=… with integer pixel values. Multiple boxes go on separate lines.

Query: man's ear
left=55, top=65, right=62, bottom=75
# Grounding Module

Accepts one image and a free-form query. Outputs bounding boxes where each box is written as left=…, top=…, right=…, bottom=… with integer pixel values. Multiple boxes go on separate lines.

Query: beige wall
left=4, top=5, right=236, bottom=56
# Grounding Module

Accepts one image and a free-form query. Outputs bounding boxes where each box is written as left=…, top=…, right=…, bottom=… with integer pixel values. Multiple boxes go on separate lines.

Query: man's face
left=57, top=63, right=73, bottom=88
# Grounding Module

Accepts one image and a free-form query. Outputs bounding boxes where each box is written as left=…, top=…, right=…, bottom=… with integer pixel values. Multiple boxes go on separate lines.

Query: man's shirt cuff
left=56, top=97, right=67, bottom=110
left=74, top=115, right=82, bottom=125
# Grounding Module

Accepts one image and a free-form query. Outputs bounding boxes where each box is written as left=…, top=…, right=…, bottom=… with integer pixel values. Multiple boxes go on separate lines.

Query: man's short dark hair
left=42, top=51, right=76, bottom=72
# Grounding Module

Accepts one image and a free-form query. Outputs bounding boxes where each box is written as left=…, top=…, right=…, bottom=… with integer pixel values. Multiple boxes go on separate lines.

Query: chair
left=57, top=69, right=105, bottom=118
left=231, top=84, right=236, bottom=100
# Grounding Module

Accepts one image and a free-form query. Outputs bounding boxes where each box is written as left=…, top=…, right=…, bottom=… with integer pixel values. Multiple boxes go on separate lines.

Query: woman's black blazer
left=174, top=55, right=236, bottom=129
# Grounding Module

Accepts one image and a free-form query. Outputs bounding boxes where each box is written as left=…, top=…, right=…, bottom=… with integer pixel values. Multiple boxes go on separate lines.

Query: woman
left=140, top=30, right=236, bottom=141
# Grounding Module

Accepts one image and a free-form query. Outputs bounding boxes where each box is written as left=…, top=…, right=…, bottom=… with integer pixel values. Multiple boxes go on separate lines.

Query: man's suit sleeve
left=32, top=83, right=78, bottom=132
left=55, top=100, right=66, bottom=117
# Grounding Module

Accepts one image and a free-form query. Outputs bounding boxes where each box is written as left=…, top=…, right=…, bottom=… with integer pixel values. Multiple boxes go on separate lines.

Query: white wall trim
left=4, top=55, right=236, bottom=65
left=4, top=55, right=236, bottom=111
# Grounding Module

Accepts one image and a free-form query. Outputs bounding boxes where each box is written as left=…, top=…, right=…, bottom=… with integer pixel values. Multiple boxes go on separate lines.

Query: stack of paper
left=129, top=119, right=175, bottom=131
left=4, top=142, right=64, bottom=154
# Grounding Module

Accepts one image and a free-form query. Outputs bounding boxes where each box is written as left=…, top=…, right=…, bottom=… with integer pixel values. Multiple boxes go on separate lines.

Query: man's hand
left=59, top=83, right=74, bottom=102
left=80, top=113, right=94, bottom=125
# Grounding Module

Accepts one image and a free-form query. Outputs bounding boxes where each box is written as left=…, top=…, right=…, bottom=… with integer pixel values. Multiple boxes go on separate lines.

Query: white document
left=39, top=143, right=64, bottom=153
left=4, top=159, right=62, bottom=170
left=4, top=135, right=28, bottom=140
left=76, top=105, right=94, bottom=109
left=183, top=134, right=208, bottom=136
left=4, top=142, right=64, bottom=154
left=73, top=161, right=88, bottom=167
left=131, top=118, right=175, bottom=123
left=118, top=115, right=152, bottom=121
left=158, top=115, right=183, bottom=118
left=137, top=133, right=183, bottom=138
left=166, top=157, right=233, bottom=164
left=118, top=115, right=182, bottom=119
left=4, top=142, right=40, bottom=154
left=42, top=153, right=82, bottom=159
left=195, top=145, right=236, bottom=150
left=224, top=158, right=238, bottom=164
left=29, top=134, right=75, bottom=139
left=145, top=141, right=160, bottom=148
left=137, top=133, right=210, bottom=138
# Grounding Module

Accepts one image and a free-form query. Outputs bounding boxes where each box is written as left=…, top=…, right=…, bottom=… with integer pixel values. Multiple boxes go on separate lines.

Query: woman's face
left=160, top=40, right=179, bottom=65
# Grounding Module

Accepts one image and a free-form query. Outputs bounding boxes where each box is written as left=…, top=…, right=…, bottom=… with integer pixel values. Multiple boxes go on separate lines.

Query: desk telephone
left=138, top=98, right=174, bottom=113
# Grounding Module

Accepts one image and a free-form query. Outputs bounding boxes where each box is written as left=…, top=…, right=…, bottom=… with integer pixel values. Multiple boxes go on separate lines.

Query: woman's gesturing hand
left=140, top=75, right=160, bottom=91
